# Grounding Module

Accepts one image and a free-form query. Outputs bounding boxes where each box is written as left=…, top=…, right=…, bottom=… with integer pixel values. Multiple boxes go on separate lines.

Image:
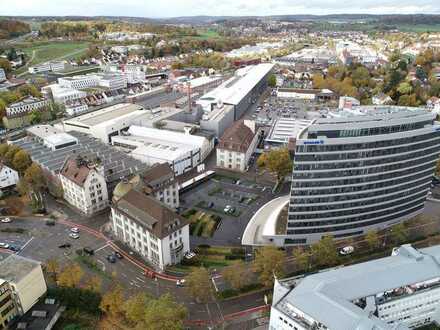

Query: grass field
left=20, top=41, right=90, bottom=69
left=396, top=24, right=440, bottom=33
left=195, top=29, right=221, bottom=40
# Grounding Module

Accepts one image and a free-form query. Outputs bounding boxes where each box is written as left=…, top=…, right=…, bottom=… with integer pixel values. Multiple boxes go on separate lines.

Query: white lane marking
left=94, top=243, right=110, bottom=253
left=135, top=277, right=145, bottom=283
left=17, top=237, right=34, bottom=254
left=96, top=260, right=106, bottom=272
left=121, top=273, right=128, bottom=278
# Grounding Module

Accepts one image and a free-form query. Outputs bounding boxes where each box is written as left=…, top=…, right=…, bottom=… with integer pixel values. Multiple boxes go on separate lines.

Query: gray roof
left=12, top=131, right=150, bottom=184
left=0, top=255, right=41, bottom=284
left=274, top=244, right=440, bottom=330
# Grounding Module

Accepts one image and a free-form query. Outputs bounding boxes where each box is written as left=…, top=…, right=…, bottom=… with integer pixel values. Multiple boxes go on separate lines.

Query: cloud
left=3, top=0, right=440, bottom=17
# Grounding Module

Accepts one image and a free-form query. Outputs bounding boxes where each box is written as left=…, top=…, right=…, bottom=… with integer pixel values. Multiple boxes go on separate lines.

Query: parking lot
left=181, top=174, right=275, bottom=247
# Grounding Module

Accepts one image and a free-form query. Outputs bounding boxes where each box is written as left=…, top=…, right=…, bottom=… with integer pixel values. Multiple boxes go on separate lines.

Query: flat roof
left=198, top=63, right=274, bottom=106
left=64, top=103, right=145, bottom=127
left=274, top=244, right=440, bottom=330
left=266, top=118, right=313, bottom=143
left=0, top=255, right=41, bottom=284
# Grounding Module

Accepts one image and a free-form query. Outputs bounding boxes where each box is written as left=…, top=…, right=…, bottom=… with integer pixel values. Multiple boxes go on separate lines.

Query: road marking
left=96, top=260, right=106, bottom=272
left=94, top=243, right=110, bottom=253
left=18, top=237, right=34, bottom=254
left=135, top=277, right=145, bottom=283
left=121, top=273, right=128, bottom=278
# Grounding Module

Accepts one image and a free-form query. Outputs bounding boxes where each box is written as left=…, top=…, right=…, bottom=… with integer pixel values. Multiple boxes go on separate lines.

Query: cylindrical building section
left=287, top=107, right=440, bottom=245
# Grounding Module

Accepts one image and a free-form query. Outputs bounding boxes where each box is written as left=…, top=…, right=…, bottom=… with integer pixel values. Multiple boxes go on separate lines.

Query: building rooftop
left=266, top=118, right=313, bottom=144
left=7, top=96, right=46, bottom=109
left=0, top=255, right=41, bottom=284
left=273, top=244, right=440, bottom=330
left=60, top=156, right=98, bottom=187
left=114, top=189, right=188, bottom=238
left=218, top=120, right=256, bottom=153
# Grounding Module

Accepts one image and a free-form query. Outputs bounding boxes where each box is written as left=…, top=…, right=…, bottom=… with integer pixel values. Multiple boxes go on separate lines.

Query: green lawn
left=195, top=29, right=221, bottom=40
left=21, top=41, right=90, bottom=67
left=395, top=24, right=440, bottom=33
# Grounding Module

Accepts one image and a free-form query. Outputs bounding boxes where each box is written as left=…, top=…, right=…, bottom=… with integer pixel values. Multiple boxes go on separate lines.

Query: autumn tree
left=45, top=258, right=60, bottom=282
left=257, top=148, right=293, bottom=183
left=222, top=260, right=251, bottom=290
left=0, top=58, right=11, bottom=75
left=12, top=149, right=32, bottom=174
left=100, top=285, right=125, bottom=319
left=292, top=247, right=310, bottom=272
left=58, top=263, right=84, bottom=288
left=365, top=229, right=380, bottom=251
left=84, top=275, right=102, bottom=293
left=124, top=293, right=151, bottom=325
left=143, top=293, right=187, bottom=330
left=268, top=74, right=277, bottom=87
left=254, top=246, right=285, bottom=287
left=3, top=145, right=20, bottom=166
left=390, top=223, right=409, bottom=245
left=310, top=236, right=339, bottom=267
left=0, top=144, right=9, bottom=158
left=186, top=267, right=212, bottom=303
left=24, top=163, right=46, bottom=192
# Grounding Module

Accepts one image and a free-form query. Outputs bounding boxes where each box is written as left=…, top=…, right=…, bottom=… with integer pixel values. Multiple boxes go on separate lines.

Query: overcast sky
left=4, top=0, right=440, bottom=18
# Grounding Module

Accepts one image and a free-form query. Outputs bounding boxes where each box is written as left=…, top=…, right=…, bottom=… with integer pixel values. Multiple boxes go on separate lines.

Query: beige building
left=216, top=120, right=260, bottom=172
left=59, top=156, right=109, bottom=215
left=0, top=255, right=47, bottom=316
left=0, top=280, right=17, bottom=329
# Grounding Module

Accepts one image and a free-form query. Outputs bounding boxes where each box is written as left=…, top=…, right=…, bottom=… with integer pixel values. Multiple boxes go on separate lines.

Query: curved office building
left=285, top=106, right=440, bottom=245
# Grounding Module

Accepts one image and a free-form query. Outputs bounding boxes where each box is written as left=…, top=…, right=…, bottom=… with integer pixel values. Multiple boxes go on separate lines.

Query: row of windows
left=288, top=194, right=427, bottom=222
left=292, top=169, right=433, bottom=195
left=290, top=185, right=429, bottom=212
left=297, top=131, right=439, bottom=153
left=307, top=121, right=433, bottom=139
left=293, top=154, right=439, bottom=180
left=291, top=179, right=430, bottom=204
left=294, top=146, right=440, bottom=172
left=292, top=163, right=434, bottom=188
left=295, top=137, right=440, bottom=162
left=286, top=204, right=424, bottom=234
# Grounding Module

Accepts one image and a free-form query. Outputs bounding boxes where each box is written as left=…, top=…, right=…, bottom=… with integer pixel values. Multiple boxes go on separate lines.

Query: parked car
left=0, top=243, right=10, bottom=249
left=208, top=202, right=214, bottom=208
left=339, top=246, right=354, bottom=256
left=1, top=217, right=11, bottom=223
left=185, top=251, right=196, bottom=259
left=70, top=227, right=80, bottom=233
left=68, top=233, right=80, bottom=239
left=106, top=254, right=116, bottom=263
left=8, top=245, right=20, bottom=252
left=114, top=251, right=123, bottom=259
left=58, top=243, right=72, bottom=249
left=83, top=247, right=94, bottom=256
left=45, top=220, right=55, bottom=226
left=224, top=205, right=233, bottom=213
left=176, top=279, right=186, bottom=287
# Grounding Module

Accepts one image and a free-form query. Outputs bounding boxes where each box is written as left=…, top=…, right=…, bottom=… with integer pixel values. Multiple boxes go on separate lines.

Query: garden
left=183, top=209, right=221, bottom=238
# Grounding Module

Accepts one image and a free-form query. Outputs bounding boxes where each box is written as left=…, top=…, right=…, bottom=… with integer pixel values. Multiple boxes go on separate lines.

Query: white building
left=111, top=188, right=190, bottom=270
left=0, top=163, right=19, bottom=191
left=339, top=96, right=361, bottom=109
left=112, top=125, right=211, bottom=176
left=59, top=156, right=109, bottom=215
left=29, top=61, right=65, bottom=74
left=62, top=104, right=181, bottom=144
left=217, top=120, right=259, bottom=172
left=270, top=244, right=440, bottom=330
left=95, top=73, right=127, bottom=90
left=58, top=75, right=99, bottom=90
left=276, top=88, right=335, bottom=102
left=200, top=103, right=235, bottom=138
left=0, top=255, right=47, bottom=315
left=43, top=84, right=87, bottom=104
left=65, top=102, right=89, bottom=116
left=5, top=96, right=49, bottom=118
left=27, top=125, right=79, bottom=151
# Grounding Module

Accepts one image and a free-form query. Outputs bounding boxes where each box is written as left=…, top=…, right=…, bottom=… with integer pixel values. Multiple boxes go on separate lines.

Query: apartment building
left=29, top=61, right=65, bottom=74
left=59, top=156, right=109, bottom=215
left=5, top=96, right=49, bottom=118
left=0, top=280, right=17, bottom=329
left=217, top=120, right=260, bottom=172
left=286, top=107, right=440, bottom=245
left=111, top=189, right=190, bottom=270
left=0, top=255, right=47, bottom=316
left=58, top=75, right=99, bottom=90
left=270, top=244, right=440, bottom=330
left=0, top=163, right=19, bottom=191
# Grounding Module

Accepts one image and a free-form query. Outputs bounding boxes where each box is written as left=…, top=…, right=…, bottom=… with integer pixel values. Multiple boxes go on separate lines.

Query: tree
left=222, top=260, right=251, bottom=290
left=257, top=148, right=293, bottom=182
left=397, top=82, right=412, bottom=95
left=58, top=263, right=84, bottom=288
left=0, top=144, right=9, bottom=158
left=12, top=149, right=31, bottom=174
left=310, top=236, right=339, bottom=267
left=365, top=229, right=380, bottom=251
left=0, top=58, right=11, bottom=75
left=4, top=145, right=20, bottom=166
left=254, top=246, right=285, bottom=288
left=143, top=293, right=187, bottom=330
left=84, top=275, right=102, bottom=293
left=29, top=109, right=42, bottom=125
left=292, top=248, right=310, bottom=272
left=390, top=223, right=409, bottom=245
left=16, top=178, right=30, bottom=196
left=46, top=258, right=60, bottom=282
left=24, top=163, right=46, bottom=192
left=186, top=267, right=212, bottom=303
left=268, top=74, right=277, bottom=87
left=100, top=285, right=125, bottom=321
left=124, top=293, right=151, bottom=324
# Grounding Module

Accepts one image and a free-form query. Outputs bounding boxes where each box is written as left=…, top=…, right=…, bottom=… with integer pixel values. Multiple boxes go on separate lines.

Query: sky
left=3, top=0, right=440, bottom=18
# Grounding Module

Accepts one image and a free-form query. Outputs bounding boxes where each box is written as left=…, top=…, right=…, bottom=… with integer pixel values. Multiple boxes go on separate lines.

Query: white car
left=176, top=279, right=186, bottom=287
left=70, top=227, right=80, bottom=234
left=69, top=233, right=80, bottom=239
left=224, top=205, right=233, bottom=213
left=339, top=246, right=354, bottom=256
left=1, top=218, right=11, bottom=223
left=0, top=242, right=10, bottom=249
